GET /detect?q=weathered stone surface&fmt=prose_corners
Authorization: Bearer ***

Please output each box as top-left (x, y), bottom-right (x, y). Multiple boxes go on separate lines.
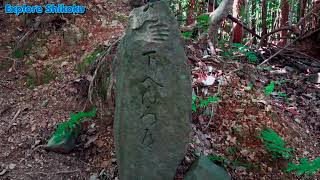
top-left (122, 0), bottom-right (144, 7)
top-left (114, 1), bottom-right (191, 180)
top-left (184, 156), bottom-right (231, 180)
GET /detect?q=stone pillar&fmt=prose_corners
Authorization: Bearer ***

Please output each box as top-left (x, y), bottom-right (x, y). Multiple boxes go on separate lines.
top-left (114, 1), bottom-right (191, 180)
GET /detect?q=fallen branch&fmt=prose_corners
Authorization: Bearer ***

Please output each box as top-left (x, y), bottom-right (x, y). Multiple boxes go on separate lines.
top-left (227, 15), bottom-right (261, 39)
top-left (88, 35), bottom-right (123, 104)
top-left (6, 108), bottom-right (22, 131)
top-left (259, 36), bottom-right (301, 65)
top-left (259, 26), bottom-right (297, 47)
top-left (11, 109), bottom-right (21, 122)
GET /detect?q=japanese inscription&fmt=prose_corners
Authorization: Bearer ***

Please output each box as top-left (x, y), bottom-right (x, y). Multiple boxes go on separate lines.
top-left (114, 1), bottom-right (191, 180)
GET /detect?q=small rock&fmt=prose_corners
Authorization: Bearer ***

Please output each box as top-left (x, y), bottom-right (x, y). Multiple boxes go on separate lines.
top-left (84, 135), bottom-right (98, 149)
top-left (41, 99), bottom-right (49, 107)
top-left (201, 76), bottom-right (216, 86)
top-left (87, 123), bottom-right (96, 134)
top-left (184, 156), bottom-right (231, 180)
top-left (8, 163), bottom-right (16, 170)
top-left (89, 173), bottom-right (99, 180)
top-left (61, 61), bottom-right (69, 67)
top-left (0, 169), bottom-right (7, 176)
top-left (294, 118), bottom-right (301, 123)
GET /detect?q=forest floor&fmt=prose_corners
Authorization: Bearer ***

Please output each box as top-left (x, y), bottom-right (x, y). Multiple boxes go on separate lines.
top-left (0, 1), bottom-right (320, 180)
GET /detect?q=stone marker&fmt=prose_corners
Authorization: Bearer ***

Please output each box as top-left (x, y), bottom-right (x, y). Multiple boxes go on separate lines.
top-left (114, 1), bottom-right (191, 180)
top-left (184, 156), bottom-right (231, 180)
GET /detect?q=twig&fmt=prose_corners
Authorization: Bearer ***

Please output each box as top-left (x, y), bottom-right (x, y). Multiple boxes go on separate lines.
top-left (259, 37), bottom-right (301, 65)
top-left (204, 103), bottom-right (215, 130)
top-left (26, 169), bottom-right (80, 177)
top-left (12, 15), bottom-right (45, 53)
top-left (299, 27), bottom-right (320, 40)
top-left (88, 35), bottom-right (123, 104)
top-left (0, 56), bottom-right (16, 61)
top-left (259, 26), bottom-right (296, 47)
top-left (55, 169), bottom-right (80, 175)
top-left (207, 39), bottom-right (216, 56)
top-left (7, 108), bottom-right (21, 131)
top-left (227, 15), bottom-right (261, 39)
top-left (26, 172), bottom-right (48, 177)
top-left (12, 109), bottom-right (21, 122)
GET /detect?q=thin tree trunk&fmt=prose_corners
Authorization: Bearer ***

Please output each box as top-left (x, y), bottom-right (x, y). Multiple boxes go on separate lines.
top-left (300, 0), bottom-right (308, 19)
top-left (198, 0), bottom-right (205, 15)
top-left (187, 0), bottom-right (196, 25)
top-left (279, 0), bottom-right (290, 46)
top-left (261, 0), bottom-right (268, 46)
top-left (177, 0), bottom-right (183, 24)
top-left (232, 0), bottom-right (244, 43)
top-left (312, 0), bottom-right (320, 28)
top-left (251, 0), bottom-right (256, 42)
top-left (208, 0), bottom-right (215, 12)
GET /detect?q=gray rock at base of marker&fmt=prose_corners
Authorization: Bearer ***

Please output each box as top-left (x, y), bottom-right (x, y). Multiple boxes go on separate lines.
top-left (114, 1), bottom-right (191, 180)
top-left (45, 132), bottom-right (77, 154)
top-left (184, 156), bottom-right (231, 180)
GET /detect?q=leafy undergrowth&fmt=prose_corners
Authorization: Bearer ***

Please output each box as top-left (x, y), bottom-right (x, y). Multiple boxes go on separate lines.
top-left (259, 128), bottom-right (293, 159)
top-left (187, 39), bottom-right (320, 179)
top-left (286, 158), bottom-right (320, 176)
top-left (49, 108), bottom-right (97, 145)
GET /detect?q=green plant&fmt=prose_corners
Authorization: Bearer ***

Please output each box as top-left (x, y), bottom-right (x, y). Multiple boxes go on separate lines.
top-left (77, 47), bottom-right (104, 73)
top-left (208, 155), bottom-right (228, 165)
top-left (232, 43), bottom-right (258, 63)
top-left (264, 80), bottom-right (288, 96)
top-left (182, 31), bottom-right (192, 39)
top-left (199, 96), bottom-right (220, 108)
top-left (43, 66), bottom-right (57, 84)
top-left (26, 66), bottom-right (57, 88)
top-left (208, 155), bottom-right (254, 169)
top-left (286, 158), bottom-right (320, 176)
top-left (50, 108), bottom-right (97, 143)
top-left (244, 82), bottom-right (254, 91)
top-left (192, 95), bottom-right (198, 112)
top-left (259, 128), bottom-right (293, 159)
top-left (12, 48), bottom-right (32, 59)
top-left (192, 95), bottom-right (220, 112)
top-left (196, 14), bottom-right (210, 32)
top-left (264, 81), bottom-right (276, 96)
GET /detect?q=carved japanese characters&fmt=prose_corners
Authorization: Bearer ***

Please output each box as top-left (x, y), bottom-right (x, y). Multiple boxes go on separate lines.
top-left (114, 1), bottom-right (191, 180)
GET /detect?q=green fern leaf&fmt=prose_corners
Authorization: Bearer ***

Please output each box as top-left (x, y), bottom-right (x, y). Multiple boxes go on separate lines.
top-left (286, 158), bottom-right (320, 176)
top-left (259, 128), bottom-right (293, 159)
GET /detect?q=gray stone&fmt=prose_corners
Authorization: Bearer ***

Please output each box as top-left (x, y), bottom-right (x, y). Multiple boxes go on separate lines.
top-left (114, 1), bottom-right (191, 180)
top-left (122, 0), bottom-right (144, 7)
top-left (184, 156), bottom-right (231, 180)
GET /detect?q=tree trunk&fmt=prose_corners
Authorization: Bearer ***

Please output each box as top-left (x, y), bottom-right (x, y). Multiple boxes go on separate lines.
top-left (261, 0), bottom-right (268, 46)
top-left (279, 0), bottom-right (290, 46)
top-left (251, 0), bottom-right (257, 43)
top-left (208, 0), bottom-right (216, 12)
top-left (300, 0), bottom-right (307, 20)
top-left (177, 0), bottom-right (183, 24)
top-left (187, 0), bottom-right (196, 25)
top-left (312, 0), bottom-right (320, 28)
top-left (198, 0), bottom-right (205, 15)
top-left (232, 0), bottom-right (245, 43)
